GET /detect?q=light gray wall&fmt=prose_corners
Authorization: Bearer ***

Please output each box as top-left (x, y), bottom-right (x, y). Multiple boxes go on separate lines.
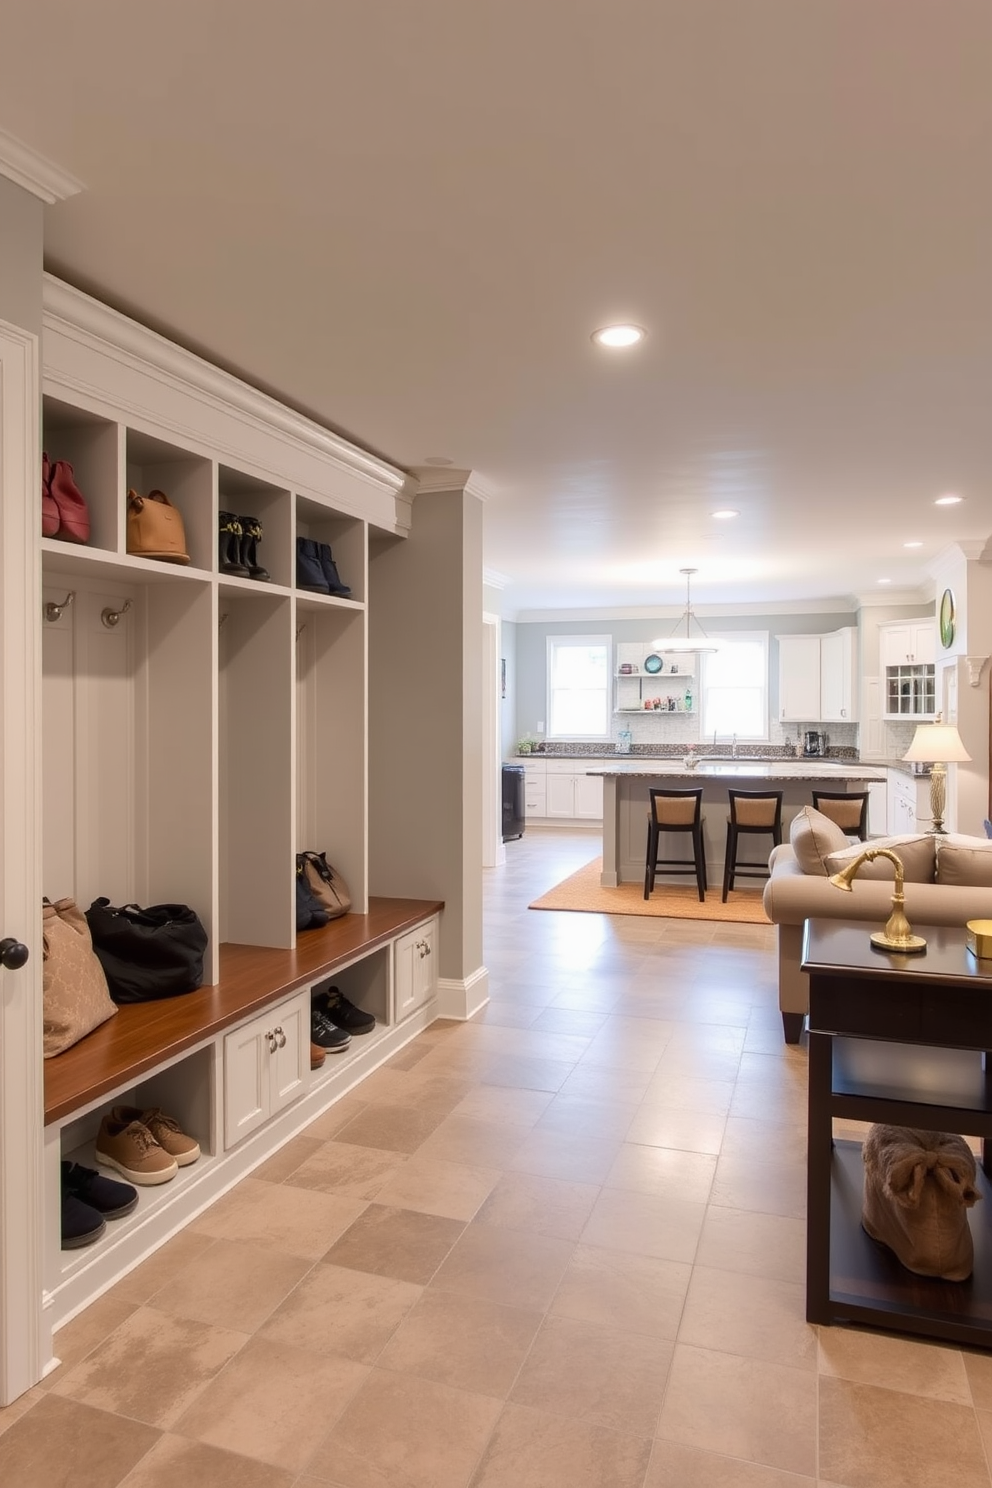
top-left (368, 486), bottom-right (484, 985)
top-left (513, 611), bottom-right (865, 744)
top-left (0, 176), bottom-right (44, 333)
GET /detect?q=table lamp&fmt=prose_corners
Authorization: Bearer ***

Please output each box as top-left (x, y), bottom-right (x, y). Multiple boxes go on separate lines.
top-left (902, 716), bottom-right (971, 835)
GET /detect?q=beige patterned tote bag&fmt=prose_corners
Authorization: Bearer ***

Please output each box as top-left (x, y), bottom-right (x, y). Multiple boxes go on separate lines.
top-left (42, 898), bottom-right (118, 1058)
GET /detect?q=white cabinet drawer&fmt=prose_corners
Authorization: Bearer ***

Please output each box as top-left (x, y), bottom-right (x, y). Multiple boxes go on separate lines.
top-left (394, 918), bottom-right (438, 1021)
top-left (223, 990), bottom-right (309, 1149)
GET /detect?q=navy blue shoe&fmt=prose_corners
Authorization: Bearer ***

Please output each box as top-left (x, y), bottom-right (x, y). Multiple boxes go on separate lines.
top-left (62, 1160), bottom-right (138, 1219)
top-left (296, 537), bottom-right (330, 593)
top-left (61, 1193), bottom-right (106, 1249)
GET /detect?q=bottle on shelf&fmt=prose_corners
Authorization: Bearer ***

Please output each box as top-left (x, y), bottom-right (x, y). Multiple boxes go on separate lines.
top-left (684, 686), bottom-right (692, 711)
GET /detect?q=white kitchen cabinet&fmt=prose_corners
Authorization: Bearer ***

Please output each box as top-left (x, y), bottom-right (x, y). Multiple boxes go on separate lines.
top-left (779, 629), bottom-right (858, 723)
top-left (544, 760), bottom-right (604, 821)
top-left (879, 621), bottom-right (937, 720)
top-left (394, 917), bottom-right (438, 1021)
top-left (521, 757), bottom-right (547, 816)
top-left (819, 628), bottom-right (858, 722)
top-left (879, 621), bottom-right (936, 668)
top-left (574, 772), bottom-right (605, 819)
top-left (779, 636), bottom-right (824, 722)
top-left (223, 991), bottom-right (310, 1148)
top-left (886, 769), bottom-right (933, 835)
top-left (867, 780), bottom-right (888, 835)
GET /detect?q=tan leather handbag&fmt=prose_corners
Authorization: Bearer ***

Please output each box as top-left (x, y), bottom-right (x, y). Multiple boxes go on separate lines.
top-left (43, 898), bottom-right (118, 1058)
top-left (126, 488), bottom-right (190, 564)
top-left (298, 851), bottom-right (352, 919)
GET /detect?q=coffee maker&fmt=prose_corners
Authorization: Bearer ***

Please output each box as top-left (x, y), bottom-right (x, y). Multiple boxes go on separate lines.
top-left (803, 730), bottom-right (826, 757)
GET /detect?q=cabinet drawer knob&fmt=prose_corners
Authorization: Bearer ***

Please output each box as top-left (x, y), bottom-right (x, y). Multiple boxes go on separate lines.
top-left (274, 1025), bottom-right (287, 1048)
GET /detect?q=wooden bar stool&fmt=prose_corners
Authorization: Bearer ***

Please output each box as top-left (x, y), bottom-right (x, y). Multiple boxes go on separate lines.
top-left (722, 789), bottom-right (783, 901)
top-left (811, 790), bottom-right (869, 841)
top-left (644, 788), bottom-right (707, 903)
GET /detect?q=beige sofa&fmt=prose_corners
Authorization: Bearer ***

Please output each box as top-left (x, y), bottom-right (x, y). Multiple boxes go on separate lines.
top-left (762, 810), bottom-right (992, 1042)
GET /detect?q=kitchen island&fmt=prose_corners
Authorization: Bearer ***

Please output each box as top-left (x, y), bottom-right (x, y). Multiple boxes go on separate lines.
top-left (587, 759), bottom-right (888, 888)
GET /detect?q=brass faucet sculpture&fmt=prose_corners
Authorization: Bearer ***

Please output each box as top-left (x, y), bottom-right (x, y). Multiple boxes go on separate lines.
top-left (828, 847), bottom-right (927, 953)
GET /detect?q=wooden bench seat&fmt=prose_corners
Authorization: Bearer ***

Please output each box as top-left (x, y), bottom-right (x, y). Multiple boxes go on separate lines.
top-left (45, 897), bottom-right (443, 1124)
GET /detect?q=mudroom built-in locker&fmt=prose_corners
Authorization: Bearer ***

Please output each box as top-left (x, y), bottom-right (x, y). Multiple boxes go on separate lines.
top-left (33, 280), bottom-right (449, 1360)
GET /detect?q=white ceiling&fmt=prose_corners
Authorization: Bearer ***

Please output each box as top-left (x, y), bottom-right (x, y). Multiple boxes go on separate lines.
top-left (2, 1), bottom-right (990, 618)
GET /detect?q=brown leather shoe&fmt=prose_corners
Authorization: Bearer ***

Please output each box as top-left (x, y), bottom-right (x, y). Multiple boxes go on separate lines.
top-left (310, 1041), bottom-right (326, 1070)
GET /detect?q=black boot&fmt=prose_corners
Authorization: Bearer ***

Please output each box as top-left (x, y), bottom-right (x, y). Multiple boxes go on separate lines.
top-left (219, 512), bottom-right (249, 576)
top-left (240, 515), bottom-right (270, 581)
top-left (318, 543), bottom-right (352, 597)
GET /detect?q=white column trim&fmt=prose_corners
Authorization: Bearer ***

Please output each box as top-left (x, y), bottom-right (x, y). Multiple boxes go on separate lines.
top-left (0, 319), bottom-right (46, 1403)
top-left (437, 967), bottom-right (489, 1021)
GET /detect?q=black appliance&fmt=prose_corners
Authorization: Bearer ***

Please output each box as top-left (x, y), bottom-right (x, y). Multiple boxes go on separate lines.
top-left (501, 764), bottom-right (526, 842)
top-left (803, 730), bottom-right (826, 757)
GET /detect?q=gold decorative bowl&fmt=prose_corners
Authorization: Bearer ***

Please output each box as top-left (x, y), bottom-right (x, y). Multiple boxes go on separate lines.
top-left (966, 920), bottom-right (992, 959)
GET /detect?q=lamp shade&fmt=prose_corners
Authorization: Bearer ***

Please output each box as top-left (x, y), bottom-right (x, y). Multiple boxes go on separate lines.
top-left (903, 721), bottom-right (971, 764)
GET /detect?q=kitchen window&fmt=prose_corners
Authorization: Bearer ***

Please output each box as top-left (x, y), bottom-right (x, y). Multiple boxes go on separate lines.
top-left (546, 636), bottom-right (611, 740)
top-left (700, 633), bottom-right (769, 741)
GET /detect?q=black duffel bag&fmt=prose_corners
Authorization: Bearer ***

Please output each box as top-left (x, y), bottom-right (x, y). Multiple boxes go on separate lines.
top-left (85, 898), bottom-right (207, 1004)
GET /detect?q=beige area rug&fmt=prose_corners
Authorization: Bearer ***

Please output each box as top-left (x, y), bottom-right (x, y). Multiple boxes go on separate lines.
top-left (528, 857), bottom-right (771, 924)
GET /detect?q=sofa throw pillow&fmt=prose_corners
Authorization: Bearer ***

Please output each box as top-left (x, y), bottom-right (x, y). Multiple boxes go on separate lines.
top-left (935, 835), bottom-right (992, 888)
top-left (824, 834), bottom-right (936, 884)
top-left (789, 806), bottom-right (850, 875)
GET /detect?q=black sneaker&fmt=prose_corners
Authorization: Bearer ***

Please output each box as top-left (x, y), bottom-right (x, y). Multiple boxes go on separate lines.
top-left (61, 1160), bottom-right (139, 1219)
top-left (311, 1006), bottom-right (352, 1052)
top-left (317, 986), bottom-right (376, 1035)
top-left (61, 1193), bottom-right (106, 1249)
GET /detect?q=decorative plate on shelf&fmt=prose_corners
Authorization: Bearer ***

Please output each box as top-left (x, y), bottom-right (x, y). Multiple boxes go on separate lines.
top-left (939, 588), bottom-right (956, 648)
top-left (643, 653), bottom-right (663, 674)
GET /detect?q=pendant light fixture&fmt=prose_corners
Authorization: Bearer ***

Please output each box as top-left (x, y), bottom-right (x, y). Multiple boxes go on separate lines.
top-left (652, 568), bottom-right (718, 654)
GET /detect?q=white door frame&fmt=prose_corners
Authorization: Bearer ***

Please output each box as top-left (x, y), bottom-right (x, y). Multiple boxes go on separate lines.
top-left (0, 319), bottom-right (46, 1403)
top-left (481, 613), bottom-right (504, 868)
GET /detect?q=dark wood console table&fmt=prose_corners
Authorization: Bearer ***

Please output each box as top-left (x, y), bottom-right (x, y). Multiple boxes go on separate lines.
top-left (802, 918), bottom-right (992, 1347)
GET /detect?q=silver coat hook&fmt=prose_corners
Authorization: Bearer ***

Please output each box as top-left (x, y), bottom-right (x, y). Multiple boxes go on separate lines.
top-left (101, 599), bottom-right (132, 629)
top-left (44, 592), bottom-right (74, 623)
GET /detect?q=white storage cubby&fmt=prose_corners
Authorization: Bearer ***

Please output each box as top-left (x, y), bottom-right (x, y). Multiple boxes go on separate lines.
top-left (295, 602), bottom-right (368, 911)
top-left (125, 427), bottom-right (214, 574)
top-left (218, 465), bottom-right (293, 589)
top-left (43, 397), bottom-right (122, 554)
top-left (296, 494), bottom-right (367, 605)
top-left (35, 282), bottom-right (443, 1360)
top-left (47, 1042), bottom-right (218, 1312)
top-left (219, 591), bottom-right (295, 949)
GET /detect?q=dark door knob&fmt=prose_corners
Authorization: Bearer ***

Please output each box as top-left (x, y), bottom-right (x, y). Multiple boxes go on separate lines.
top-left (0, 938), bottom-right (29, 970)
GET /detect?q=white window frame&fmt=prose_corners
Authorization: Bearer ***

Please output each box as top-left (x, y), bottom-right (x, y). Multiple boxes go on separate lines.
top-left (699, 632), bottom-right (770, 742)
top-left (546, 634), bottom-right (612, 742)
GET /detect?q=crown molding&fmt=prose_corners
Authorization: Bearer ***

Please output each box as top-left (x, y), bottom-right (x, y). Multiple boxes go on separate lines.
top-left (42, 275), bottom-right (406, 497)
top-left (854, 585), bottom-right (933, 609)
top-left (411, 467), bottom-right (493, 503)
top-left (0, 128), bottom-right (84, 203)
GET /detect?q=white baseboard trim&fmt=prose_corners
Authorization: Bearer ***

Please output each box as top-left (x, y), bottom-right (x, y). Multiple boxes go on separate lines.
top-left (437, 966), bottom-right (490, 1020)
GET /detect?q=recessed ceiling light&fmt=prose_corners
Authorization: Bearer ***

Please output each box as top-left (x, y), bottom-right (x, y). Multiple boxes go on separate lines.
top-left (423, 456), bottom-right (454, 467)
top-left (903, 541), bottom-right (923, 549)
top-left (710, 509), bottom-right (739, 520)
top-left (935, 493), bottom-right (963, 505)
top-left (878, 578), bottom-right (892, 585)
top-left (591, 324), bottom-right (646, 349)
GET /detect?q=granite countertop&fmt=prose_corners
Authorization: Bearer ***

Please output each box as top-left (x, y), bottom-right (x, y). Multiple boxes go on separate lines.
top-left (585, 760), bottom-right (888, 782)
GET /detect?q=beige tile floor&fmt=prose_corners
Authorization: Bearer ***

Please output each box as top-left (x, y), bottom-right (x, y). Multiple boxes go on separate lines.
top-left (3, 827), bottom-right (992, 1487)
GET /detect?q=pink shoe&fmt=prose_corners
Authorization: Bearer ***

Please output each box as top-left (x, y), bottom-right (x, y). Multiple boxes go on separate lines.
top-left (42, 453), bottom-right (60, 537)
top-left (49, 459), bottom-right (90, 543)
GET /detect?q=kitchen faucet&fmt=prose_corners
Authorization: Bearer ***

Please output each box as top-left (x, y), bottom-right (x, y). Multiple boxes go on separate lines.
top-left (732, 733), bottom-right (738, 759)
